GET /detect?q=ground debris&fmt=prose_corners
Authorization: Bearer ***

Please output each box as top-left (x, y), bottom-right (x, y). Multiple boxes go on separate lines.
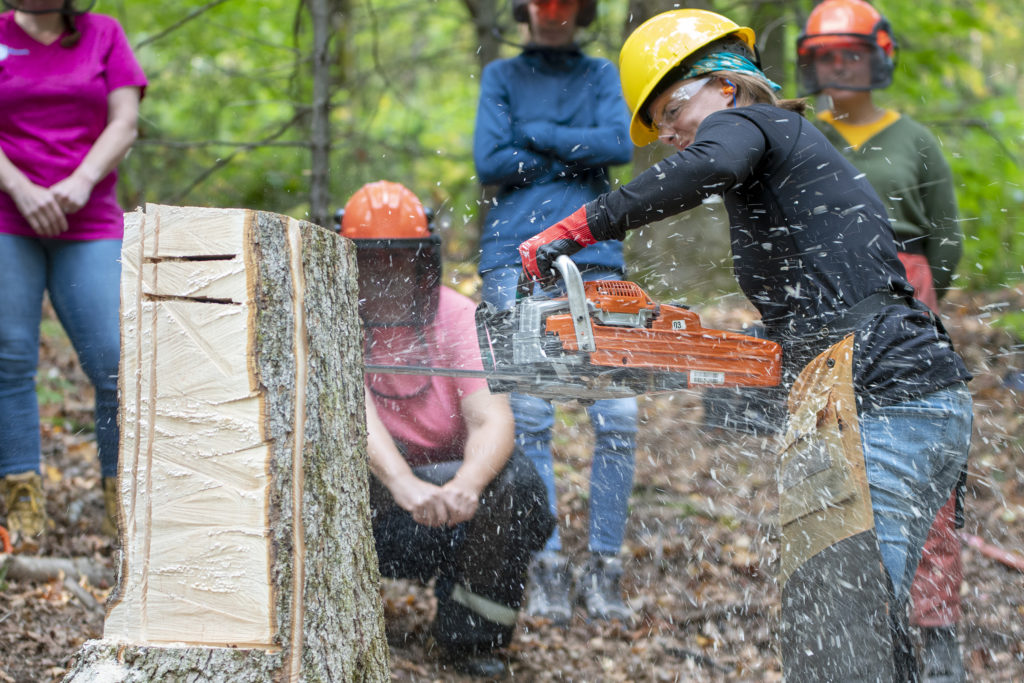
top-left (1, 291), bottom-right (1022, 682)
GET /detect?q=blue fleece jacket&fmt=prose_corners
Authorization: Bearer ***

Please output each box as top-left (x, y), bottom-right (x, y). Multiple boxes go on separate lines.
top-left (473, 45), bottom-right (633, 274)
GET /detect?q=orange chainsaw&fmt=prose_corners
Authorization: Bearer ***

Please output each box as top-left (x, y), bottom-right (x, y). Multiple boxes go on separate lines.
top-left (474, 256), bottom-right (781, 400)
top-left (367, 256), bottom-right (781, 401)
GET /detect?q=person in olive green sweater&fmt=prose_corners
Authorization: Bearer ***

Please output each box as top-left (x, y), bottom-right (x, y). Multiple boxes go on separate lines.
top-left (811, 113), bottom-right (961, 308)
top-left (798, 2), bottom-right (966, 682)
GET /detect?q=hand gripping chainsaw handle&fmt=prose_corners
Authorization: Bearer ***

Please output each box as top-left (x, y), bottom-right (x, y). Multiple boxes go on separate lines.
top-left (517, 256), bottom-right (595, 352)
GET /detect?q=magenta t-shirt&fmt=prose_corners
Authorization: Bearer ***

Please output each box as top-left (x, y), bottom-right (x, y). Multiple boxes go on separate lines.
top-left (0, 12), bottom-right (147, 239)
top-left (365, 287), bottom-right (490, 467)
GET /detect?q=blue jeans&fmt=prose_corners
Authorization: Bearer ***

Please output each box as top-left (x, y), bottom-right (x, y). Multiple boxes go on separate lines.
top-left (0, 234), bottom-right (122, 478)
top-left (860, 383), bottom-right (973, 603)
top-left (481, 265), bottom-right (637, 555)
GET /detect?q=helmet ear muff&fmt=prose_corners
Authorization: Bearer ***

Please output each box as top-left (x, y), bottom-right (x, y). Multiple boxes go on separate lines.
top-left (874, 21), bottom-right (897, 58)
top-left (576, 0), bottom-right (596, 27)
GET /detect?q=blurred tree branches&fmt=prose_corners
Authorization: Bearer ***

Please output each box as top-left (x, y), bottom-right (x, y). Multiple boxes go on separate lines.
top-left (108, 0), bottom-right (1021, 290)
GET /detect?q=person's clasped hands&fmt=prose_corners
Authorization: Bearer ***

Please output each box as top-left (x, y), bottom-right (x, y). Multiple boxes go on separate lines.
top-left (9, 179), bottom-right (68, 238)
top-left (9, 171), bottom-right (96, 238)
top-left (389, 471), bottom-right (481, 528)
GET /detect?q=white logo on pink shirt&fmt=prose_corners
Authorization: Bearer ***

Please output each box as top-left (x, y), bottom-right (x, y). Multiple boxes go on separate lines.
top-left (0, 44), bottom-right (30, 61)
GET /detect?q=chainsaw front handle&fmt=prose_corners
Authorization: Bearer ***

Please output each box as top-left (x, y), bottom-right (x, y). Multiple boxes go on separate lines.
top-left (517, 257), bottom-right (596, 353)
top-left (555, 256), bottom-right (596, 353)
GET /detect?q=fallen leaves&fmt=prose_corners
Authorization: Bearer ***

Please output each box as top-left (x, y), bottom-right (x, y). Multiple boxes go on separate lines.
top-left (2, 290), bottom-right (1023, 681)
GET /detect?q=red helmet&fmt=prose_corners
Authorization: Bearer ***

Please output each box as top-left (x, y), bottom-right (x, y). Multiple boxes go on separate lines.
top-left (340, 181), bottom-right (441, 327)
top-left (513, 0), bottom-right (596, 28)
top-left (796, 0), bottom-right (897, 95)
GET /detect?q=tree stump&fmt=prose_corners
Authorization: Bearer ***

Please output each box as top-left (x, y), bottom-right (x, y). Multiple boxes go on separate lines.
top-left (63, 204), bottom-right (388, 682)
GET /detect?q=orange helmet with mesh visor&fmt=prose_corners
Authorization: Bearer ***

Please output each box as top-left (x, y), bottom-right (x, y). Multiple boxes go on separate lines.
top-left (340, 181), bottom-right (441, 327)
top-left (796, 0), bottom-right (897, 95)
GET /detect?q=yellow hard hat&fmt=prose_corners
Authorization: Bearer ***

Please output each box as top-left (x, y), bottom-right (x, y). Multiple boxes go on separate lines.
top-left (620, 9), bottom-right (756, 146)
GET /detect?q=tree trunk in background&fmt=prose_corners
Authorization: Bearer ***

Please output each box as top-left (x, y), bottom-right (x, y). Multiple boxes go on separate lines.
top-left (465, 0), bottom-right (501, 254)
top-left (309, 0), bottom-right (334, 228)
top-left (63, 205), bottom-right (388, 682)
top-left (749, 0), bottom-right (795, 90)
top-left (466, 0), bottom-right (501, 72)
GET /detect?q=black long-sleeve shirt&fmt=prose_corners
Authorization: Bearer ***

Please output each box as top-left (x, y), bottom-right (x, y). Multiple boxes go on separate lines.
top-left (584, 104), bottom-right (969, 404)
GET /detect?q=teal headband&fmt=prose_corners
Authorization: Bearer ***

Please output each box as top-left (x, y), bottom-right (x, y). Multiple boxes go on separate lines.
top-left (682, 52), bottom-right (782, 92)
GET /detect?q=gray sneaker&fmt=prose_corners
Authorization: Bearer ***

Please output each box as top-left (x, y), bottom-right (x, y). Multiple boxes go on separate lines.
top-left (578, 553), bottom-right (633, 623)
top-left (525, 552), bottom-right (572, 625)
top-left (920, 625), bottom-right (966, 683)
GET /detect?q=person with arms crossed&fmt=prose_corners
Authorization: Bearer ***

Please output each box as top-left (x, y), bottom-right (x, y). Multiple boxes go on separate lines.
top-left (473, 0), bottom-right (637, 624)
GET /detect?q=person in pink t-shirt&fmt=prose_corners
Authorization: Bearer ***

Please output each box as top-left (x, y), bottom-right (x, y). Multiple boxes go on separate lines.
top-left (0, 0), bottom-right (146, 548)
top-left (340, 181), bottom-right (554, 679)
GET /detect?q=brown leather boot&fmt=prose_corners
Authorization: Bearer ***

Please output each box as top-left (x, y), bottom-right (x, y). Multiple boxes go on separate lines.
top-left (101, 477), bottom-right (120, 538)
top-left (2, 471), bottom-right (46, 551)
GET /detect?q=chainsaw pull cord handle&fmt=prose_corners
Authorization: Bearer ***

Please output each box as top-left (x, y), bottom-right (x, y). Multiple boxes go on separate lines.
top-left (553, 255), bottom-right (597, 353)
top-left (515, 268), bottom-right (561, 302)
top-left (515, 268), bottom-right (535, 302)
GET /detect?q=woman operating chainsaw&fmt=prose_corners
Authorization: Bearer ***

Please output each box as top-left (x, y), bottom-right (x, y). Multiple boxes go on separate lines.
top-left (518, 9), bottom-right (972, 681)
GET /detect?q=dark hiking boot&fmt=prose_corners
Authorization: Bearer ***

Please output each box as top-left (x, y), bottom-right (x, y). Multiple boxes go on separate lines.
top-left (525, 552), bottom-right (572, 625)
top-left (920, 625), bottom-right (966, 683)
top-left (577, 553), bottom-right (633, 623)
top-left (440, 649), bottom-right (508, 679)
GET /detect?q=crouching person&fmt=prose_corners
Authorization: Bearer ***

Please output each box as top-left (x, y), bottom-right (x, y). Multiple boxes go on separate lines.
top-left (341, 181), bottom-right (555, 678)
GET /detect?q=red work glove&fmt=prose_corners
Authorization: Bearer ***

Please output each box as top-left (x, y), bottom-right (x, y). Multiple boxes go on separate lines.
top-left (518, 206), bottom-right (596, 280)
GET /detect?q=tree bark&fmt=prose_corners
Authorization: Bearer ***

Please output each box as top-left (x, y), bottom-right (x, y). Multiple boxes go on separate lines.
top-left (63, 204), bottom-right (388, 682)
top-left (465, 0), bottom-right (501, 71)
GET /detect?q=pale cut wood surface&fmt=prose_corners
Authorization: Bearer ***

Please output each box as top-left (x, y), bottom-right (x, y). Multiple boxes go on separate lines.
top-left (107, 204), bottom-right (271, 646)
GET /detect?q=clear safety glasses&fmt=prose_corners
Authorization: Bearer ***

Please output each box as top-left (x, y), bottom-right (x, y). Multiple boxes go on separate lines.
top-left (651, 77), bottom-right (712, 136)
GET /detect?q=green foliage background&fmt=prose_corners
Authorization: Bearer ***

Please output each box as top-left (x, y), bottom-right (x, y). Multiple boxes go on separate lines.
top-left (109, 0), bottom-right (1021, 290)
